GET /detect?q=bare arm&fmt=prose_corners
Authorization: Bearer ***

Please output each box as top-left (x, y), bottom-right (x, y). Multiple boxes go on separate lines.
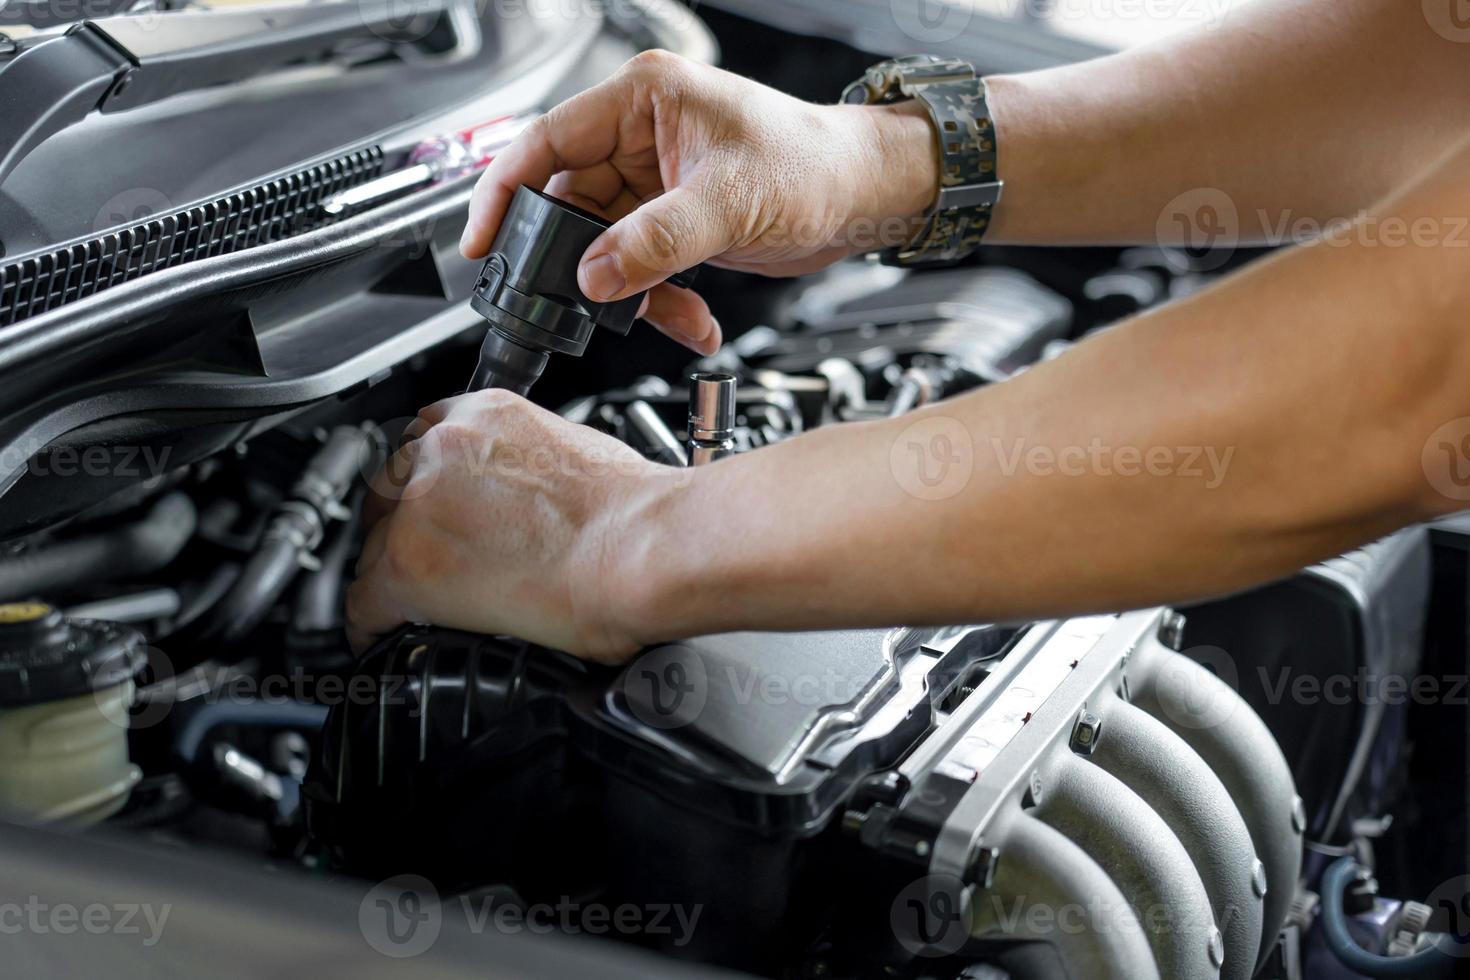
top-left (614, 137), bottom-right (1470, 640)
top-left (347, 135), bottom-right (1470, 658)
top-left (986, 0), bottom-right (1470, 244)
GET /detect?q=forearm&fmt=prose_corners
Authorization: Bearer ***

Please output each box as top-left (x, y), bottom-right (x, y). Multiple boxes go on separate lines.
top-left (618, 137), bottom-right (1470, 640)
top-left (983, 0), bottom-right (1470, 244)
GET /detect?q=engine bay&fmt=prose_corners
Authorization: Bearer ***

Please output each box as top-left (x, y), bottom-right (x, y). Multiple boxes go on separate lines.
top-left (2, 3), bottom-right (1469, 977)
top-left (2, 238), bottom-right (1466, 979)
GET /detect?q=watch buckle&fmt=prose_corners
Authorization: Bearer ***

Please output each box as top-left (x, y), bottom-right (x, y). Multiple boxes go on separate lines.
top-left (939, 180), bottom-right (1004, 211)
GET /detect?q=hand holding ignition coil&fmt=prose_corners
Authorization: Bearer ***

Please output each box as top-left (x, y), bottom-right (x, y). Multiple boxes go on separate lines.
top-left (467, 186), bottom-right (698, 395)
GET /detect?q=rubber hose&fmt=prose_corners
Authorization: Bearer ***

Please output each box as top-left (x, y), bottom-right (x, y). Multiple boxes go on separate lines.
top-left (1320, 857), bottom-right (1450, 977)
top-left (0, 491), bottom-right (197, 602)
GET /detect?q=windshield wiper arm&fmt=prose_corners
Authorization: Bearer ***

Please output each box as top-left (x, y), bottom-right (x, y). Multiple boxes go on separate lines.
top-left (0, 3), bottom-right (461, 190)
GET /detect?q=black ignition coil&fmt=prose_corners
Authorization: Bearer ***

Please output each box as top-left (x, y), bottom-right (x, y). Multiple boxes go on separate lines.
top-left (467, 186), bottom-right (698, 394)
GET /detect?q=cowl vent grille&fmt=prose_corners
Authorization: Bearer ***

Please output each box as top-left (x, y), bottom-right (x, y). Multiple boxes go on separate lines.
top-left (0, 146), bottom-right (385, 328)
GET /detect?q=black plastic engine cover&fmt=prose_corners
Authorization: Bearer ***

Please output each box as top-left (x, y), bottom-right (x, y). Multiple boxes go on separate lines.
top-left (304, 623), bottom-right (1012, 968)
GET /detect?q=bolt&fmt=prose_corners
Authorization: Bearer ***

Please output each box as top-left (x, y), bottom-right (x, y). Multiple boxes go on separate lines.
top-left (1023, 770), bottom-right (1044, 808)
top-left (1158, 610), bottom-right (1187, 651)
top-left (1208, 927), bottom-right (1225, 968)
top-left (1343, 867), bottom-right (1379, 916)
top-left (110, 71), bottom-right (135, 100)
top-left (914, 839), bottom-right (930, 858)
top-left (1291, 796), bottom-right (1307, 834)
top-left (1251, 859), bottom-right (1268, 899)
top-left (965, 845), bottom-right (999, 888)
top-left (1070, 708), bottom-right (1104, 755)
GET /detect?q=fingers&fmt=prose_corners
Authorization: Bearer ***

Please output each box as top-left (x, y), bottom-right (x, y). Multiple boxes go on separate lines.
top-left (363, 436), bottom-right (421, 531)
top-left (362, 396), bottom-right (459, 530)
top-left (537, 171), bottom-right (724, 353)
top-left (345, 519), bottom-right (409, 654)
top-left (545, 163), bottom-right (640, 218)
top-left (414, 396), bottom-right (459, 429)
top-left (642, 283), bottom-right (721, 354)
top-left (459, 70), bottom-right (639, 259)
top-left (577, 179), bottom-right (738, 303)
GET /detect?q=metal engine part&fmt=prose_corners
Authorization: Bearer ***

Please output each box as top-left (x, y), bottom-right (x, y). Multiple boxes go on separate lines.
top-left (855, 610), bottom-right (1304, 980)
top-left (766, 265), bottom-right (1072, 382)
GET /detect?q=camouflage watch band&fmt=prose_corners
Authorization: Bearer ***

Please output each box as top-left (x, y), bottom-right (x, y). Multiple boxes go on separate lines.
top-left (842, 55), bottom-right (1002, 266)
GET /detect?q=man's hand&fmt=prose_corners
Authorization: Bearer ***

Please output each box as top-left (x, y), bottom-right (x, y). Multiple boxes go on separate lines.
top-left (345, 390), bottom-right (675, 662)
top-left (460, 49), bottom-right (937, 356)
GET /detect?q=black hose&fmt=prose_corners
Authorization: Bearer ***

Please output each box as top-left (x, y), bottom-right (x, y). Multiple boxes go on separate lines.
top-left (162, 563), bottom-right (242, 637)
top-left (292, 490), bottom-right (362, 634)
top-left (0, 491), bottom-right (197, 602)
top-left (206, 426), bottom-right (376, 644)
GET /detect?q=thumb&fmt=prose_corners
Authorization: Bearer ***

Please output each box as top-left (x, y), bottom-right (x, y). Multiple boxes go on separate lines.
top-left (578, 181), bottom-right (735, 302)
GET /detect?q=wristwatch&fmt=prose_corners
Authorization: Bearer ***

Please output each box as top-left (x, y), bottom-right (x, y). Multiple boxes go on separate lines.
top-left (842, 55), bottom-right (1002, 266)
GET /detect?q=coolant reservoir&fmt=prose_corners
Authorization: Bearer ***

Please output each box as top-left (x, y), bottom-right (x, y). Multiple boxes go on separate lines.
top-left (0, 602), bottom-right (144, 826)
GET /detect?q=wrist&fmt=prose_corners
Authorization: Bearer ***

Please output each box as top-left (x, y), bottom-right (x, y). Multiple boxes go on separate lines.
top-left (818, 102), bottom-right (938, 254)
top-left (598, 463), bottom-right (710, 648)
top-left (865, 100), bottom-right (941, 221)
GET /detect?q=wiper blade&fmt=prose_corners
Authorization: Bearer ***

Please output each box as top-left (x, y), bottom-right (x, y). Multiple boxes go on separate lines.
top-left (0, 3), bottom-right (461, 190)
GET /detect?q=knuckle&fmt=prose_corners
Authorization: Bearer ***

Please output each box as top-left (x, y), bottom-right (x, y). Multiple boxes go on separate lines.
top-left (632, 205), bottom-right (699, 270)
top-left (626, 48), bottom-right (684, 78)
top-left (525, 113), bottom-right (554, 142)
top-left (467, 387), bottom-right (519, 414)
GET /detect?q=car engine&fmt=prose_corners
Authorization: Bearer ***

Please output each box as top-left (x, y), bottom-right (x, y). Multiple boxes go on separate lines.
top-left (0, 2), bottom-right (1467, 979)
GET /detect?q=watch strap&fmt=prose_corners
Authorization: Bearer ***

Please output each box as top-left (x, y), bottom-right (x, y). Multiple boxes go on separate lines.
top-left (890, 77), bottom-right (1001, 265)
